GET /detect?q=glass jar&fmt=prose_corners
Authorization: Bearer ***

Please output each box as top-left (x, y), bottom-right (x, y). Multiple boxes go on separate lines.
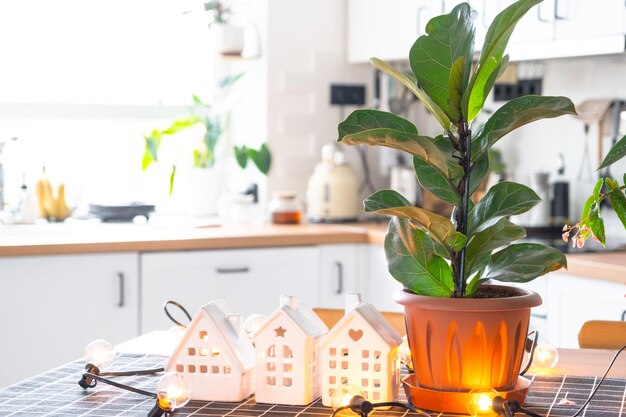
top-left (269, 192), bottom-right (302, 224)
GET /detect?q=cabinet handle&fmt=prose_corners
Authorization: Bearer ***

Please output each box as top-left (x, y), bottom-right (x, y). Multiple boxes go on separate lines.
top-left (537, 3), bottom-right (550, 22)
top-left (335, 261), bottom-right (344, 295)
top-left (554, 0), bottom-right (567, 20)
top-left (531, 312), bottom-right (547, 320)
top-left (117, 272), bottom-right (125, 308)
top-left (216, 267), bottom-right (250, 274)
top-left (621, 310), bottom-right (626, 321)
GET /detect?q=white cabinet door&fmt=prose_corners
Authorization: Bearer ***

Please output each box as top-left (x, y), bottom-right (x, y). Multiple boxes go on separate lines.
top-left (366, 244), bottom-right (404, 312)
top-left (141, 247), bottom-right (320, 332)
top-left (547, 273), bottom-right (626, 348)
top-left (554, 0), bottom-right (625, 40)
top-left (347, 0), bottom-right (442, 63)
top-left (318, 244), bottom-right (364, 308)
top-left (0, 253), bottom-right (139, 388)
top-left (508, 0), bottom-right (555, 44)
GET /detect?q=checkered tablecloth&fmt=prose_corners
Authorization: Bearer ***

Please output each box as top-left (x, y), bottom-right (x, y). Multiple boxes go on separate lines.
top-left (1, 353), bottom-right (624, 417)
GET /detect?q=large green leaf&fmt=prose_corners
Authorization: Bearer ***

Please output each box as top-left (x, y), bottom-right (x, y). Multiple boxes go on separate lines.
top-left (161, 115), bottom-right (201, 135)
top-left (469, 153), bottom-right (490, 196)
top-left (607, 179), bottom-right (626, 229)
top-left (339, 129), bottom-right (462, 180)
top-left (248, 143), bottom-right (272, 175)
top-left (599, 134), bottom-right (626, 169)
top-left (588, 202), bottom-right (606, 246)
top-left (234, 146), bottom-right (248, 169)
top-left (413, 154), bottom-right (459, 204)
top-left (468, 181), bottom-right (540, 234)
top-left (409, 3), bottom-right (475, 121)
top-left (339, 109), bottom-right (417, 137)
top-left (365, 190), bottom-right (467, 252)
top-left (471, 96), bottom-right (576, 161)
top-left (465, 56), bottom-right (505, 122)
top-left (482, 243), bottom-right (567, 283)
top-left (370, 58), bottom-right (451, 130)
top-left (385, 218), bottom-right (454, 297)
top-left (465, 218), bottom-right (526, 277)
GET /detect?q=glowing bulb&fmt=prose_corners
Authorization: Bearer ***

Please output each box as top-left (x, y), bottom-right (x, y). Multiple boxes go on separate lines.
top-left (467, 387), bottom-right (499, 417)
top-left (399, 335), bottom-right (413, 370)
top-left (156, 372), bottom-right (192, 411)
top-left (243, 314), bottom-right (267, 343)
top-left (533, 342), bottom-right (559, 369)
top-left (84, 340), bottom-right (115, 369)
top-left (331, 384), bottom-right (366, 412)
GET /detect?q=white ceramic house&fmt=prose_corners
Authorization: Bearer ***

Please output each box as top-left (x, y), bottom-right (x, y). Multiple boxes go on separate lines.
top-left (165, 300), bottom-right (255, 402)
top-left (254, 294), bottom-right (328, 405)
top-left (319, 294), bottom-right (403, 406)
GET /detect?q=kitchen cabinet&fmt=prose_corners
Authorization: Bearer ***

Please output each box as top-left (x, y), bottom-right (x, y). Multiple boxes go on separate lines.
top-left (140, 247), bottom-right (321, 332)
top-left (318, 244), bottom-right (365, 308)
top-left (0, 253), bottom-right (139, 388)
top-left (366, 244), bottom-right (404, 313)
top-left (547, 272), bottom-right (626, 348)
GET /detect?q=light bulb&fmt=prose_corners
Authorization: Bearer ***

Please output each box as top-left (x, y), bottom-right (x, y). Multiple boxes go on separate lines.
top-left (156, 372), bottom-right (192, 411)
top-left (331, 384), bottom-right (366, 412)
top-left (533, 342), bottom-right (559, 369)
top-left (467, 387), bottom-right (500, 417)
top-left (84, 339), bottom-right (115, 369)
top-left (243, 314), bottom-right (267, 342)
top-left (399, 335), bottom-right (413, 370)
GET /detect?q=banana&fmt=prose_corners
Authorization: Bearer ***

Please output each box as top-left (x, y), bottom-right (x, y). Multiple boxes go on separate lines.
top-left (35, 170), bottom-right (72, 221)
top-left (55, 183), bottom-right (72, 221)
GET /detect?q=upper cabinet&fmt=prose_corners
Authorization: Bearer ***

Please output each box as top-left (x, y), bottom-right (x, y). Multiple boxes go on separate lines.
top-left (347, 0), bottom-right (626, 64)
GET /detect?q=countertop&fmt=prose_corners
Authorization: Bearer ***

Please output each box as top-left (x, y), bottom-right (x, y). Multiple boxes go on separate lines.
top-left (0, 220), bottom-right (623, 283)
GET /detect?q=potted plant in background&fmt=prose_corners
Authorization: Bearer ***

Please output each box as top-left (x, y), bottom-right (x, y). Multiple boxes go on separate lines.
top-left (142, 75), bottom-right (243, 216)
top-left (205, 0), bottom-right (245, 57)
top-left (338, 0), bottom-right (576, 412)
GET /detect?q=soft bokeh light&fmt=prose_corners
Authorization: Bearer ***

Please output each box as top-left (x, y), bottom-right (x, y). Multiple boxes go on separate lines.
top-left (84, 339), bottom-right (115, 369)
top-left (467, 387), bottom-right (499, 417)
top-left (331, 384), bottom-right (366, 412)
top-left (533, 342), bottom-right (559, 369)
top-left (399, 335), bottom-right (413, 370)
top-left (156, 373), bottom-right (192, 411)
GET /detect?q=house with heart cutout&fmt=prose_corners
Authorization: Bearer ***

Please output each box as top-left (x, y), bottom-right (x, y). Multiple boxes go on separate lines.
top-left (319, 293), bottom-right (402, 406)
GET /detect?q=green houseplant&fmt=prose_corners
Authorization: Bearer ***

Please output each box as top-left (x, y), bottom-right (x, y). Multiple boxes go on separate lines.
top-left (337, 0), bottom-right (576, 409)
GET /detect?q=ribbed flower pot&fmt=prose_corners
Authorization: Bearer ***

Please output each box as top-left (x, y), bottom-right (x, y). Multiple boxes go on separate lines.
top-left (394, 285), bottom-right (541, 392)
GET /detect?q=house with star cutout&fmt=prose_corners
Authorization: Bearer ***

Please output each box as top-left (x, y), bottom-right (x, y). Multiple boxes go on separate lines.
top-left (319, 293), bottom-right (402, 407)
top-left (165, 300), bottom-right (255, 402)
top-left (253, 294), bottom-right (328, 405)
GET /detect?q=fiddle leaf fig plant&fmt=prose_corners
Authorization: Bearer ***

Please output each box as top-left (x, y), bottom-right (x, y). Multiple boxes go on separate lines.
top-left (338, 0), bottom-right (577, 298)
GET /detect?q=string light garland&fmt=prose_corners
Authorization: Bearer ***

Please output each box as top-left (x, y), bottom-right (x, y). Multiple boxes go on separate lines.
top-left (330, 384), bottom-right (427, 417)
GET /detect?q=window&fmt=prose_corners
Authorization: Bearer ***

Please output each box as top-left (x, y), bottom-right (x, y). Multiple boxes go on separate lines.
top-left (362, 350), bottom-right (369, 359)
top-left (188, 365), bottom-right (196, 373)
top-left (267, 376), bottom-right (276, 386)
top-left (211, 348), bottom-right (220, 357)
top-left (224, 366), bottom-right (231, 374)
top-left (374, 351), bottom-right (381, 359)
top-left (283, 377), bottom-right (292, 387)
top-left (362, 363), bottom-right (369, 371)
top-left (329, 360), bottom-right (336, 369)
top-left (329, 376), bottom-right (336, 385)
top-left (211, 366), bottom-right (220, 374)
top-left (267, 345), bottom-right (276, 358)
top-left (267, 362), bottom-right (276, 371)
top-left (187, 347), bottom-right (196, 356)
top-left (361, 378), bottom-right (368, 387)
top-left (330, 347), bottom-right (337, 356)
top-left (176, 364), bottom-right (184, 372)
top-left (199, 331), bottom-right (208, 341)
top-left (283, 363), bottom-right (293, 372)
top-left (374, 363), bottom-right (381, 372)
top-left (283, 345), bottom-right (293, 359)
top-left (199, 348), bottom-right (209, 356)
top-left (200, 365), bottom-right (208, 373)
top-left (341, 361), bottom-right (349, 370)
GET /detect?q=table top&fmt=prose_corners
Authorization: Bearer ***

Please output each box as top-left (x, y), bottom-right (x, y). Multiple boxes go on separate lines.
top-left (1, 352), bottom-right (625, 417)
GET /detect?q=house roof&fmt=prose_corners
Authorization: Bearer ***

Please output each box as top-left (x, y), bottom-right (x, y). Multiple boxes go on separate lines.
top-left (320, 299), bottom-right (402, 350)
top-left (167, 300), bottom-right (255, 372)
top-left (255, 295), bottom-right (328, 340)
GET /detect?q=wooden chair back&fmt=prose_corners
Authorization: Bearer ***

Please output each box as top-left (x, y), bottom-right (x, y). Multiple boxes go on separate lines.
top-left (313, 307), bottom-right (406, 336)
top-left (578, 320), bottom-right (626, 349)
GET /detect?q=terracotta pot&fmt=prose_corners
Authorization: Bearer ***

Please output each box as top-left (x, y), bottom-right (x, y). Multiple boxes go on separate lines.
top-left (394, 285), bottom-right (541, 392)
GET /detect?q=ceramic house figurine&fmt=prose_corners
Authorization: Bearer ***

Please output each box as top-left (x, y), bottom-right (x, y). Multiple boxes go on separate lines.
top-left (165, 300), bottom-right (255, 402)
top-left (319, 293), bottom-right (403, 406)
top-left (254, 294), bottom-right (328, 405)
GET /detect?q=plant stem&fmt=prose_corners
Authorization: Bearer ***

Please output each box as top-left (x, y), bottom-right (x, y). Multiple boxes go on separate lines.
top-left (452, 122), bottom-right (471, 298)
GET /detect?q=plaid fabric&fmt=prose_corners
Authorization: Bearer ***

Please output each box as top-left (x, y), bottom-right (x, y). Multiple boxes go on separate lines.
top-left (0, 353), bottom-right (624, 417)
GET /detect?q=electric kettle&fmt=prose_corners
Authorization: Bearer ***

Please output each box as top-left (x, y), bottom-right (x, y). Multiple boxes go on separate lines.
top-left (306, 144), bottom-right (359, 223)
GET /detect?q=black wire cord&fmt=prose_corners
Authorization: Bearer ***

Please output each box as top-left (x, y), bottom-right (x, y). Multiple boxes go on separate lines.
top-left (83, 372), bottom-right (156, 398)
top-left (163, 300), bottom-right (192, 328)
top-left (100, 367), bottom-right (164, 377)
top-left (331, 400), bottom-right (430, 417)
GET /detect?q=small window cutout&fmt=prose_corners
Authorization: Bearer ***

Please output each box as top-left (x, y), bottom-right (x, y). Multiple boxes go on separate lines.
top-left (267, 345), bottom-right (276, 358)
top-left (199, 331), bottom-right (208, 341)
top-left (283, 377), bottom-right (292, 387)
top-left (283, 363), bottom-right (293, 372)
top-left (374, 363), bottom-right (381, 372)
top-left (188, 365), bottom-right (196, 373)
top-left (267, 376), bottom-right (276, 386)
top-left (362, 363), bottom-right (369, 371)
top-left (283, 345), bottom-right (293, 359)
top-left (341, 348), bottom-right (349, 357)
top-left (374, 351), bottom-right (381, 359)
top-left (373, 392), bottom-right (381, 401)
top-left (341, 377), bottom-right (348, 385)
top-left (187, 347), bottom-right (196, 356)
top-left (361, 378), bottom-right (369, 387)
top-left (267, 362), bottom-right (276, 371)
top-left (329, 347), bottom-right (337, 356)
top-left (211, 366), bottom-right (220, 374)
top-left (224, 366), bottom-right (231, 374)
top-left (200, 365), bottom-right (208, 373)
top-left (211, 348), bottom-right (220, 357)
top-left (329, 389), bottom-right (334, 397)
top-left (341, 361), bottom-right (349, 369)
top-left (362, 350), bottom-right (369, 359)
top-left (176, 364), bottom-right (184, 372)
top-left (329, 376), bottom-right (336, 385)
top-left (199, 347), bottom-right (209, 356)
top-left (373, 379), bottom-right (381, 388)
top-left (329, 360), bottom-right (336, 369)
